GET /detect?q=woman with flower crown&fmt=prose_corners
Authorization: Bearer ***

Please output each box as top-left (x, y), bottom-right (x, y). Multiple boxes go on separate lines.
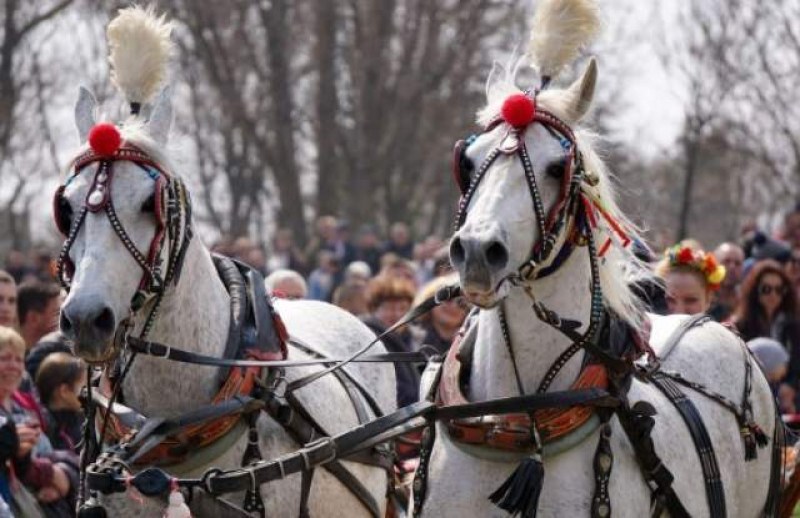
top-left (655, 243), bottom-right (727, 315)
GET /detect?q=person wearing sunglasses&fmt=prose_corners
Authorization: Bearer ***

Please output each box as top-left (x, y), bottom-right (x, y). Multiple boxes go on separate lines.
top-left (656, 244), bottom-right (726, 316)
top-left (413, 275), bottom-right (470, 356)
top-left (732, 259), bottom-right (800, 411)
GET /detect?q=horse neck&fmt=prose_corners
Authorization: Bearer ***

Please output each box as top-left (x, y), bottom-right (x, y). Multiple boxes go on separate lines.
top-left (123, 239), bottom-right (231, 417)
top-left (469, 251), bottom-right (591, 400)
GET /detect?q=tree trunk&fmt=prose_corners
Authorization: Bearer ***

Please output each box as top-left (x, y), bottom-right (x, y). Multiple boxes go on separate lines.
top-left (314, 0), bottom-right (341, 219)
top-left (262, 0), bottom-right (307, 245)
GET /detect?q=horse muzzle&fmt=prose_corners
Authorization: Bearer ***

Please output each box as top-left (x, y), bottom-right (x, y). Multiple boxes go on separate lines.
top-left (60, 297), bottom-right (118, 363)
top-left (450, 226), bottom-right (512, 307)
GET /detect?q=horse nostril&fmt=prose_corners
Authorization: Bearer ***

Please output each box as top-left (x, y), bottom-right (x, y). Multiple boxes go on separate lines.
top-left (450, 238), bottom-right (466, 266)
top-left (93, 307), bottom-right (115, 335)
top-left (60, 312), bottom-right (73, 336)
top-left (485, 241), bottom-right (509, 270)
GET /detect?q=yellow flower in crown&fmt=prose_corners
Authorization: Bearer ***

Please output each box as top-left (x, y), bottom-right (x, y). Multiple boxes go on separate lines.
top-left (708, 266), bottom-right (726, 287)
top-left (666, 244), bottom-right (726, 290)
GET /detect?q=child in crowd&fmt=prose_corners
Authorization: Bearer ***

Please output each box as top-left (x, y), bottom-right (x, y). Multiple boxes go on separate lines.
top-left (747, 337), bottom-right (793, 414)
top-left (35, 353), bottom-right (85, 452)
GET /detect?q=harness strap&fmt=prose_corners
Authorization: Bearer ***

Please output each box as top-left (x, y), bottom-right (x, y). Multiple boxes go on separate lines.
top-left (125, 336), bottom-right (429, 368)
top-left (650, 374), bottom-right (726, 518)
top-left (266, 391), bottom-right (386, 517)
top-left (298, 467), bottom-right (315, 518)
top-left (614, 399), bottom-right (691, 518)
top-left (241, 413), bottom-right (266, 517)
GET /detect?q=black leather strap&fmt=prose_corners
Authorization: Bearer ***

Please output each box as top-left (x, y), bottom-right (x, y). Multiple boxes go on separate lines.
top-left (86, 384), bottom-right (621, 499)
top-left (125, 336), bottom-right (429, 368)
top-left (650, 374), bottom-right (726, 517)
top-left (614, 399), bottom-right (691, 518)
top-left (285, 284), bottom-right (461, 393)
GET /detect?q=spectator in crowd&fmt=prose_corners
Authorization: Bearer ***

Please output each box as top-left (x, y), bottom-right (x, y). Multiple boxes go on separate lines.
top-left (0, 326), bottom-right (76, 516)
top-left (747, 337), bottom-right (793, 414)
top-left (25, 332), bottom-right (71, 387)
top-left (745, 232), bottom-right (791, 277)
top-left (16, 282), bottom-right (61, 351)
top-left (34, 353), bottom-right (85, 452)
top-left (331, 220), bottom-right (357, 270)
top-left (430, 246), bottom-right (454, 278)
top-left (343, 261), bottom-right (372, 285)
top-left (355, 225), bottom-right (383, 275)
top-left (3, 251), bottom-right (31, 284)
top-left (361, 276), bottom-right (420, 408)
top-left (413, 276), bottom-right (469, 356)
top-left (414, 236), bottom-right (445, 283)
top-left (379, 254), bottom-right (419, 289)
top-left (333, 281), bottom-right (368, 316)
top-left (265, 270), bottom-right (308, 300)
top-left (266, 228), bottom-right (307, 275)
top-left (0, 273), bottom-right (16, 329)
top-left (384, 222), bottom-right (414, 259)
top-left (709, 242), bottom-right (745, 322)
top-left (304, 215), bottom-right (338, 268)
top-left (31, 250), bottom-right (56, 284)
top-left (307, 250), bottom-right (339, 302)
top-left (243, 245), bottom-right (268, 276)
top-left (732, 260), bottom-right (800, 403)
top-left (782, 205), bottom-right (800, 251)
top-left (656, 244), bottom-right (726, 315)
top-left (784, 247), bottom-right (800, 298)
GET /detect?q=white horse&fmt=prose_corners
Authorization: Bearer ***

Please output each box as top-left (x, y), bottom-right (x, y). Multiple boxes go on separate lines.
top-left (56, 7), bottom-right (394, 517)
top-left (415, 1), bottom-right (778, 516)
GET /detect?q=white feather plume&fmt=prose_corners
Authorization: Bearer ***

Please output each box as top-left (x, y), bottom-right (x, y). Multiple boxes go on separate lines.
top-left (527, 0), bottom-right (600, 79)
top-left (107, 6), bottom-right (173, 105)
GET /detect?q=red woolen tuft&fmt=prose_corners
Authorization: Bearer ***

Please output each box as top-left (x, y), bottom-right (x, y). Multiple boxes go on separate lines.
top-left (88, 123), bottom-right (122, 156)
top-left (501, 94), bottom-right (536, 128)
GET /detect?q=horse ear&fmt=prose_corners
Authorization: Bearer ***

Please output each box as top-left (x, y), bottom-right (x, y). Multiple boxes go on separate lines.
top-left (562, 57), bottom-right (598, 123)
top-left (75, 86), bottom-right (97, 143)
top-left (147, 85), bottom-right (173, 144)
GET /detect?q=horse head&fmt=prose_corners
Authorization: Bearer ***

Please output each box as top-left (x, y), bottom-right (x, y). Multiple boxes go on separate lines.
top-left (56, 7), bottom-right (189, 363)
top-left (449, 59), bottom-right (598, 309)
top-left (449, 0), bottom-right (646, 326)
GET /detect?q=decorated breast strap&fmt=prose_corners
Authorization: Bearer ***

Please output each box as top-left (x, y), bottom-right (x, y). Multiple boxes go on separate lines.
top-left (437, 335), bottom-right (607, 452)
top-left (99, 354), bottom-right (275, 467)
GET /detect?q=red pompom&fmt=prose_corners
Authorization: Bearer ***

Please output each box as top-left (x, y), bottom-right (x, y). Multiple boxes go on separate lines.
top-left (88, 123), bottom-right (122, 156)
top-left (501, 94), bottom-right (536, 128)
top-left (677, 247), bottom-right (694, 264)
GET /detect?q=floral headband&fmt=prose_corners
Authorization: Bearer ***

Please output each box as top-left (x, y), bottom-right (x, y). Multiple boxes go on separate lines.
top-left (665, 245), bottom-right (726, 291)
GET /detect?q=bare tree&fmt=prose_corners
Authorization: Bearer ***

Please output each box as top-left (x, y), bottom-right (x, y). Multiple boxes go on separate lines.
top-left (0, 0), bottom-right (73, 249)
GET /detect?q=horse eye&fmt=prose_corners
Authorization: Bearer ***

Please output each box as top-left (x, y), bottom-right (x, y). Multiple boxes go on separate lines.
top-left (545, 159), bottom-right (567, 179)
top-left (57, 197), bottom-right (74, 233)
top-left (141, 194), bottom-right (156, 213)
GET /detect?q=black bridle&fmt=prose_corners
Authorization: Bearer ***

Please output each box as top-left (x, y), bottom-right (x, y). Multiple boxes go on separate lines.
top-left (54, 143), bottom-right (194, 332)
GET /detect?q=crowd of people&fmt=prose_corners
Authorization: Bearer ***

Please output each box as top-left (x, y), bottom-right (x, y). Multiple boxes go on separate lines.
top-left (3, 209), bottom-right (800, 514)
top-left (650, 207), bottom-right (800, 417)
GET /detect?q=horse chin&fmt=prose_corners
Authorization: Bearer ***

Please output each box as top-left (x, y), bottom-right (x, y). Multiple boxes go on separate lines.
top-left (72, 339), bottom-right (118, 365)
top-left (461, 282), bottom-right (510, 309)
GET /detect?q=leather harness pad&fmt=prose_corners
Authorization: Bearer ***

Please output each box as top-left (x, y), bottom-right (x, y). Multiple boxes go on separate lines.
top-left (438, 332), bottom-right (608, 451)
top-left (101, 256), bottom-right (289, 466)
